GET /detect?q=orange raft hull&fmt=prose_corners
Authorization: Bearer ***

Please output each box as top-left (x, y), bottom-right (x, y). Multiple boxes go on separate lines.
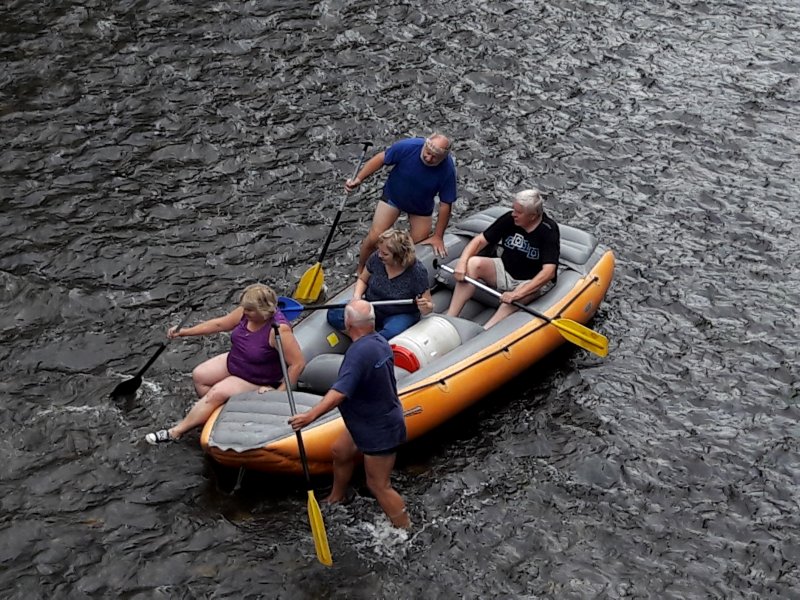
top-left (200, 249), bottom-right (615, 476)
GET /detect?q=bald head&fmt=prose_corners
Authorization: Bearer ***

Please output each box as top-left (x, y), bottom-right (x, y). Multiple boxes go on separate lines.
top-left (428, 133), bottom-right (451, 152)
top-left (344, 299), bottom-right (376, 335)
top-left (421, 133), bottom-right (452, 166)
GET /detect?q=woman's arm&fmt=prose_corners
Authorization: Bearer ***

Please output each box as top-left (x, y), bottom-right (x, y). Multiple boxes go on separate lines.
top-left (270, 323), bottom-right (306, 390)
top-left (416, 288), bottom-right (435, 315)
top-left (168, 306), bottom-right (244, 339)
top-left (353, 270), bottom-right (371, 299)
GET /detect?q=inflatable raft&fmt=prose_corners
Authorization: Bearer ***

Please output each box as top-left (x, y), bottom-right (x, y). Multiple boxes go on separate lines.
top-left (200, 206), bottom-right (615, 475)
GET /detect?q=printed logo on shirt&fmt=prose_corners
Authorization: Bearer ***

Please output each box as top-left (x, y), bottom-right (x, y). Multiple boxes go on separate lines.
top-left (374, 355), bottom-right (392, 369)
top-left (505, 233), bottom-right (540, 260)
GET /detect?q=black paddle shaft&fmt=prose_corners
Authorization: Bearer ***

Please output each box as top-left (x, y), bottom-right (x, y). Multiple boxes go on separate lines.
top-left (272, 323), bottom-right (314, 485)
top-left (110, 310), bottom-right (194, 398)
top-left (133, 310), bottom-right (194, 377)
top-left (314, 141), bottom-right (373, 264)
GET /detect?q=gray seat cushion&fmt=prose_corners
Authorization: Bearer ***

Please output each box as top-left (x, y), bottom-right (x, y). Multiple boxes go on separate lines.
top-left (208, 390), bottom-right (327, 452)
top-left (297, 354), bottom-right (409, 396)
top-left (559, 224), bottom-right (596, 267)
top-left (298, 353), bottom-right (345, 395)
top-left (299, 352), bottom-right (410, 394)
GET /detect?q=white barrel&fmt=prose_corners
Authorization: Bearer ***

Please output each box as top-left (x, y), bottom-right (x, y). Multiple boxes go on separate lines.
top-left (389, 316), bottom-right (462, 372)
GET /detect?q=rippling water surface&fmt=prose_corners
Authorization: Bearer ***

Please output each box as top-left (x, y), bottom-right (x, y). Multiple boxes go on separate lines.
top-left (2, 0), bottom-right (799, 597)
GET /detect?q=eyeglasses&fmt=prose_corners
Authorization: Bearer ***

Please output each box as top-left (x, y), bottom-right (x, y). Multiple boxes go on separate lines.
top-left (424, 138), bottom-right (449, 158)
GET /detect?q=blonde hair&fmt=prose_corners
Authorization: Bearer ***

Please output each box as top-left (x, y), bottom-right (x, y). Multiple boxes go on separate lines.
top-left (377, 229), bottom-right (416, 269)
top-left (239, 283), bottom-right (278, 320)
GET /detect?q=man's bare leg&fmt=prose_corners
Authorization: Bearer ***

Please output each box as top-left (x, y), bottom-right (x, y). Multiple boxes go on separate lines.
top-left (364, 453), bottom-right (410, 528)
top-left (325, 430), bottom-right (360, 503)
top-left (357, 201), bottom-right (401, 274)
top-left (407, 213), bottom-right (434, 243)
top-left (483, 289), bottom-right (540, 329)
top-left (446, 257), bottom-right (499, 318)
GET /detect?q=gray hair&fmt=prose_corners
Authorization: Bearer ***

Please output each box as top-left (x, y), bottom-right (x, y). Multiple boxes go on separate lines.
top-left (344, 300), bottom-right (376, 327)
top-left (428, 132), bottom-right (451, 152)
top-left (513, 189), bottom-right (544, 217)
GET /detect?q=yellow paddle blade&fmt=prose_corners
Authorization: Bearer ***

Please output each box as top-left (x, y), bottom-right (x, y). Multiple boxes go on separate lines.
top-left (551, 318), bottom-right (609, 357)
top-left (307, 490), bottom-right (333, 566)
top-left (294, 263), bottom-right (324, 304)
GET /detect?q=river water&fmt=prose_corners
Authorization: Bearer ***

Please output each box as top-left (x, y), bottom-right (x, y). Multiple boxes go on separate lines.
top-left (2, 0), bottom-right (799, 598)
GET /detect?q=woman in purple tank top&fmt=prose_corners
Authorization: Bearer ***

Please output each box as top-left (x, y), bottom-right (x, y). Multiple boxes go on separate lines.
top-left (145, 283), bottom-right (306, 445)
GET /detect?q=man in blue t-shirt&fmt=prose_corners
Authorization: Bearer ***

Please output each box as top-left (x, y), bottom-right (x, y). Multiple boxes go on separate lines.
top-left (345, 133), bottom-right (458, 273)
top-left (288, 299), bottom-right (410, 529)
top-left (446, 189), bottom-right (560, 329)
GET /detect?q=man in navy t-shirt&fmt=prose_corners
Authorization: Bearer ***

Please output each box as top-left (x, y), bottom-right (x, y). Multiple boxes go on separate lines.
top-left (345, 134), bottom-right (458, 273)
top-left (288, 299), bottom-right (410, 528)
top-left (446, 189), bottom-right (560, 329)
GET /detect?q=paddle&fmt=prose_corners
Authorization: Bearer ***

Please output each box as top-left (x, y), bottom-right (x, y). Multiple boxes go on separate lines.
top-left (277, 296), bottom-right (414, 322)
top-left (294, 141), bottom-right (373, 304)
top-left (109, 311), bottom-right (193, 399)
top-left (271, 323), bottom-right (333, 567)
top-left (436, 263), bottom-right (609, 357)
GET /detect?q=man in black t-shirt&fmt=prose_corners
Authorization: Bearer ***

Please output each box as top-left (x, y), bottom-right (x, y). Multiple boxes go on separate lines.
top-left (446, 189), bottom-right (560, 329)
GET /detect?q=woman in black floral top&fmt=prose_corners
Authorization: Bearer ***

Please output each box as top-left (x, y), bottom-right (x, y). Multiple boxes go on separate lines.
top-left (328, 229), bottom-right (434, 340)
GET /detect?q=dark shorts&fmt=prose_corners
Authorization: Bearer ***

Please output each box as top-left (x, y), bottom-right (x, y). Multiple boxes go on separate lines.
top-left (363, 446), bottom-right (399, 457)
top-left (381, 197), bottom-right (434, 217)
top-left (256, 381), bottom-right (281, 389)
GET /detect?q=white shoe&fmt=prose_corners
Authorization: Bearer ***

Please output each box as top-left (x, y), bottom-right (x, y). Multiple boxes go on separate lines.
top-left (145, 429), bottom-right (174, 445)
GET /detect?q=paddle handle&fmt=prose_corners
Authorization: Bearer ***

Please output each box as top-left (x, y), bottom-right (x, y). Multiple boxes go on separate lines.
top-left (134, 310), bottom-right (193, 377)
top-left (304, 298), bottom-right (415, 311)
top-left (278, 296), bottom-right (416, 321)
top-left (272, 323), bottom-right (333, 566)
top-left (315, 141), bottom-right (373, 264)
top-left (436, 263), bottom-right (552, 323)
top-left (171, 310), bottom-right (194, 334)
top-left (272, 323), bottom-right (314, 484)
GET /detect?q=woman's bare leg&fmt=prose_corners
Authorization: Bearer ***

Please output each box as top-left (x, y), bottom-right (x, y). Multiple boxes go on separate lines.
top-left (191, 353), bottom-right (230, 397)
top-left (170, 376), bottom-right (257, 438)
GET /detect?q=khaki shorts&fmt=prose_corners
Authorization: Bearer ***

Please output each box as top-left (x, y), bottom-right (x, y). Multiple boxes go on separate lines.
top-left (491, 257), bottom-right (554, 297)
